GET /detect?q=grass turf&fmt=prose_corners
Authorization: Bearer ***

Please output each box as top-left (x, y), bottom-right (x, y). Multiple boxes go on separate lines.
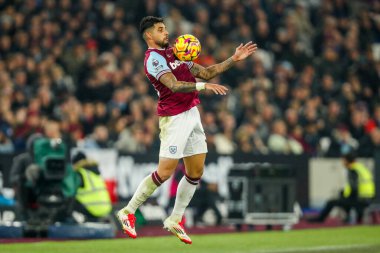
top-left (1, 226), bottom-right (380, 253)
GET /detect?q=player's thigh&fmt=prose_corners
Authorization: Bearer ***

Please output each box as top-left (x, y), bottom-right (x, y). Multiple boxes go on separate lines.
top-left (159, 112), bottom-right (194, 159)
top-left (183, 108), bottom-right (208, 157)
top-left (157, 157), bottom-right (179, 181)
top-left (183, 153), bottom-right (206, 179)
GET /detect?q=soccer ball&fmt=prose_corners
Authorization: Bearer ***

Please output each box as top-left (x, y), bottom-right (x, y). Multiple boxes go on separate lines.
top-left (173, 34), bottom-right (201, 61)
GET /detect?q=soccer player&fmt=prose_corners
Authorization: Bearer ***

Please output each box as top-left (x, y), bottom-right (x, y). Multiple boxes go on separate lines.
top-left (117, 16), bottom-right (257, 244)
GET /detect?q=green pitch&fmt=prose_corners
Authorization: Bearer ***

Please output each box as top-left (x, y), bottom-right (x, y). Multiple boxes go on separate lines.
top-left (2, 226), bottom-right (380, 253)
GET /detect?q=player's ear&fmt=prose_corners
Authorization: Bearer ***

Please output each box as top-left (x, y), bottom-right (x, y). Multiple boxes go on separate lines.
top-left (144, 30), bottom-right (153, 40)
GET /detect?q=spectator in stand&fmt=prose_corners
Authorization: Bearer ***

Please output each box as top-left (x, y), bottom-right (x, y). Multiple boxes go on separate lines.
top-left (214, 112), bottom-right (237, 155)
top-left (0, 0), bottom-right (378, 157)
top-left (80, 125), bottom-right (113, 149)
top-left (267, 119), bottom-right (303, 155)
top-left (358, 127), bottom-right (380, 157)
top-left (0, 128), bottom-right (14, 153)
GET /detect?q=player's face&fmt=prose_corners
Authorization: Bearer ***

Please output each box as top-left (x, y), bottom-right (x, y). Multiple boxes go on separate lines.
top-left (152, 23), bottom-right (169, 48)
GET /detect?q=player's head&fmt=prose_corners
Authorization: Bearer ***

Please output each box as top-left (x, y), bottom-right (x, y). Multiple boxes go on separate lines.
top-left (140, 16), bottom-right (169, 48)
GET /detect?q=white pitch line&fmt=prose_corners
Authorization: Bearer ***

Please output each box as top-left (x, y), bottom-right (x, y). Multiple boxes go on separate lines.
top-left (251, 244), bottom-right (375, 253)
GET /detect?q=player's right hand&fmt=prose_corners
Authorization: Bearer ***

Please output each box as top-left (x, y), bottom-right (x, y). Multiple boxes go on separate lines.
top-left (205, 83), bottom-right (229, 95)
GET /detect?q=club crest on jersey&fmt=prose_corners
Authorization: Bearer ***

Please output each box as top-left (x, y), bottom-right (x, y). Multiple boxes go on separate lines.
top-left (169, 60), bottom-right (183, 70)
top-left (169, 146), bottom-right (177, 154)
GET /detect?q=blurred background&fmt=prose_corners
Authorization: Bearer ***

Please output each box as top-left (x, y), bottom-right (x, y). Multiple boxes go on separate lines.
top-left (0, 0), bottom-right (379, 239)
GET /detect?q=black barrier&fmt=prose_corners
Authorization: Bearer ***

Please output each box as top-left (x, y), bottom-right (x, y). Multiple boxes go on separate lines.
top-left (0, 154), bottom-right (14, 188)
top-left (118, 152), bottom-right (310, 207)
top-left (235, 155), bottom-right (309, 207)
top-left (3, 152), bottom-right (309, 206)
top-left (227, 163), bottom-right (296, 220)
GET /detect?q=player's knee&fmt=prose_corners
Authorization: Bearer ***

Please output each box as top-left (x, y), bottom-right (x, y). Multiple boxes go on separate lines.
top-left (156, 169), bottom-right (174, 182)
top-left (159, 172), bottom-right (172, 182)
top-left (187, 167), bottom-right (203, 179)
top-left (157, 158), bottom-right (179, 182)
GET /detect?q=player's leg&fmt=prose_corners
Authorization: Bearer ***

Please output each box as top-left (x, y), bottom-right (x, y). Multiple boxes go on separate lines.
top-left (164, 107), bottom-right (207, 244)
top-left (117, 112), bottom-right (190, 239)
top-left (171, 153), bottom-right (205, 221)
top-left (121, 158), bottom-right (179, 214)
top-left (164, 153), bottom-right (206, 244)
top-left (117, 158), bottom-right (179, 238)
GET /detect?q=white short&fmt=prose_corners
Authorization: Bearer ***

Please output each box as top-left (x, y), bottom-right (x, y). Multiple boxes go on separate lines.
top-left (159, 106), bottom-right (208, 159)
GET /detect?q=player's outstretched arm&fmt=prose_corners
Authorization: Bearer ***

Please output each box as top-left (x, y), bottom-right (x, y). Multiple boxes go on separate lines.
top-left (190, 41), bottom-right (257, 80)
top-left (160, 72), bottom-right (228, 95)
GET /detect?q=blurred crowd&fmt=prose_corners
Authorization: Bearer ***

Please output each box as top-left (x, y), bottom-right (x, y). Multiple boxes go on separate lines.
top-left (0, 0), bottom-right (380, 157)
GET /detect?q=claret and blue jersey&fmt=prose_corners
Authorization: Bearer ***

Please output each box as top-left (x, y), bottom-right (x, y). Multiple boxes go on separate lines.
top-left (144, 47), bottom-right (200, 116)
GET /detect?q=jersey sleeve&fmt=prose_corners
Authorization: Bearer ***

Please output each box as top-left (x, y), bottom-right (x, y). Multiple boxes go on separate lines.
top-left (146, 52), bottom-right (171, 80)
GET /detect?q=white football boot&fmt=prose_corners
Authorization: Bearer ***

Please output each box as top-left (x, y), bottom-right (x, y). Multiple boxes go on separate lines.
top-left (163, 217), bottom-right (192, 244)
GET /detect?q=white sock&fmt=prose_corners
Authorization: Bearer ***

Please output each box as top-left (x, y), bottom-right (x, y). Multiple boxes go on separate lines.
top-left (122, 171), bottom-right (163, 214)
top-left (170, 174), bottom-right (200, 222)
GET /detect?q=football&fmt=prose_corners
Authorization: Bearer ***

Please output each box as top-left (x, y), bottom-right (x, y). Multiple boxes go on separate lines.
top-left (173, 34), bottom-right (201, 61)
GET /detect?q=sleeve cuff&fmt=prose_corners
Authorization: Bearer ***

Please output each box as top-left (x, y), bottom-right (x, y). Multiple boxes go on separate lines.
top-left (156, 69), bottom-right (172, 80)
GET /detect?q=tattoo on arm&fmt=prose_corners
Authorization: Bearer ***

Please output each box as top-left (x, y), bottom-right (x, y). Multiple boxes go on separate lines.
top-left (190, 57), bottom-right (235, 80)
top-left (159, 72), bottom-right (196, 93)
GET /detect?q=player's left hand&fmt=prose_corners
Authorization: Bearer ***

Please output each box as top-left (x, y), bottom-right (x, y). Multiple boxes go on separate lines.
top-left (232, 41), bottom-right (257, 62)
